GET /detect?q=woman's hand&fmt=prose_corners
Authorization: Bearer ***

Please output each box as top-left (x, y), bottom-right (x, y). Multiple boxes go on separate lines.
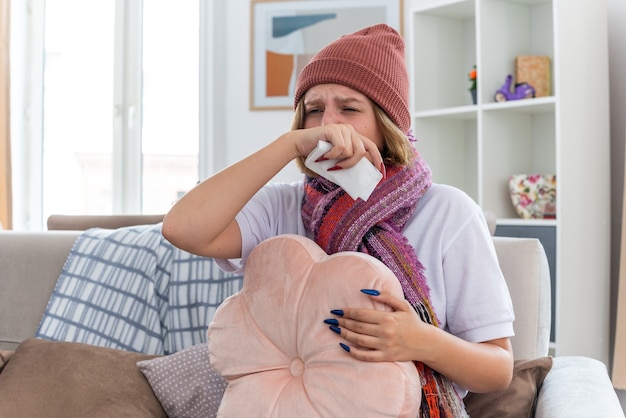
top-left (327, 290), bottom-right (426, 362)
top-left (290, 124), bottom-right (384, 173)
top-left (327, 289), bottom-right (514, 393)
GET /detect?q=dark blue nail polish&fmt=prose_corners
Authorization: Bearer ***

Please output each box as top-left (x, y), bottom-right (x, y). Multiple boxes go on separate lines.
top-left (339, 342), bottom-right (350, 352)
top-left (324, 318), bottom-right (339, 326)
top-left (361, 289), bottom-right (380, 296)
top-left (329, 325), bottom-right (341, 334)
top-left (330, 309), bottom-right (344, 316)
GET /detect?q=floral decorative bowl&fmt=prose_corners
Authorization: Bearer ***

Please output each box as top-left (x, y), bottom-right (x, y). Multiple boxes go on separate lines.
top-left (508, 174), bottom-right (556, 219)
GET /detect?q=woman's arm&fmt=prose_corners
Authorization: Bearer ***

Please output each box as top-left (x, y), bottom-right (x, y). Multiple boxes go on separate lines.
top-left (162, 125), bottom-right (383, 259)
top-left (162, 132), bottom-right (296, 259)
top-left (332, 292), bottom-right (514, 393)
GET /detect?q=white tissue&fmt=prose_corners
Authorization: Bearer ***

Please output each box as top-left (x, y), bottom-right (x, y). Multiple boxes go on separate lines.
top-left (304, 141), bottom-right (383, 201)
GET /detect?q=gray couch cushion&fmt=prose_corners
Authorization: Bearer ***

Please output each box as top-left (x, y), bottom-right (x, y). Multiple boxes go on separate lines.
top-left (0, 231), bottom-right (80, 350)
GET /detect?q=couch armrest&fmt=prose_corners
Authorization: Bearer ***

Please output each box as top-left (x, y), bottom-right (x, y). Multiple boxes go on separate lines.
top-left (492, 236), bottom-right (551, 359)
top-left (535, 356), bottom-right (624, 417)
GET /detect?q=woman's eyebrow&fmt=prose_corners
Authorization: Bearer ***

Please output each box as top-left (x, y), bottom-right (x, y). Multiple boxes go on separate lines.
top-left (337, 95), bottom-right (363, 104)
top-left (304, 95), bottom-right (365, 108)
top-left (303, 97), bottom-right (322, 107)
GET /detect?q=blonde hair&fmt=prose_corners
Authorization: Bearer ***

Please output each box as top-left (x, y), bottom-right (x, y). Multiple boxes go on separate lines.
top-left (291, 99), bottom-right (415, 177)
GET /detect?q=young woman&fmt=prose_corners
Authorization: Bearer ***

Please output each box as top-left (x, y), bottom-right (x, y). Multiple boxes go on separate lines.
top-left (163, 24), bottom-right (514, 416)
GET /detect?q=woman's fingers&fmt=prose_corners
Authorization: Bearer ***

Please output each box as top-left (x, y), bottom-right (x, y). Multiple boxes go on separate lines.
top-left (367, 290), bottom-right (414, 313)
top-left (326, 290), bottom-right (422, 361)
top-left (297, 124), bottom-right (382, 171)
top-left (319, 124), bottom-right (360, 160)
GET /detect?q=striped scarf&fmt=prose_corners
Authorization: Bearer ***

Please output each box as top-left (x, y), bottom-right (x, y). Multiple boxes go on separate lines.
top-left (301, 147), bottom-right (468, 418)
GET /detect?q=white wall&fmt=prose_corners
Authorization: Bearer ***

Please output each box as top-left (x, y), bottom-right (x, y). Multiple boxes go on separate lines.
top-left (608, 0), bottom-right (626, 410)
top-left (207, 1), bottom-right (301, 184)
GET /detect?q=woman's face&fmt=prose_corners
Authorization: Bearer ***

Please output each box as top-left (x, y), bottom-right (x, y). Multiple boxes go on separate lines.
top-left (302, 83), bottom-right (384, 149)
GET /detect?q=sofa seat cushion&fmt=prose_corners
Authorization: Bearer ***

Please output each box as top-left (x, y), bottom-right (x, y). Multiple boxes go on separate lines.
top-left (208, 234), bottom-right (421, 417)
top-left (0, 338), bottom-right (166, 417)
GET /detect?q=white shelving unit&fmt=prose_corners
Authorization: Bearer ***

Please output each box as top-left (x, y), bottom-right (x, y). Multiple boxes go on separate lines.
top-left (406, 0), bottom-right (611, 363)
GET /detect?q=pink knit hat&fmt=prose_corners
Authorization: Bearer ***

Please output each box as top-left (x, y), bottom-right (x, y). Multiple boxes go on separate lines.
top-left (293, 24), bottom-right (410, 133)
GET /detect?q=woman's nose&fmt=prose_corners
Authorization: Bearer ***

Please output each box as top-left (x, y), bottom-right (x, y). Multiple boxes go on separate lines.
top-left (321, 109), bottom-right (340, 126)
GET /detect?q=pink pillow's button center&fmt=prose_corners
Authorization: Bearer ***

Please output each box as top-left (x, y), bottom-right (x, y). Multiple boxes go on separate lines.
top-left (289, 358), bottom-right (305, 377)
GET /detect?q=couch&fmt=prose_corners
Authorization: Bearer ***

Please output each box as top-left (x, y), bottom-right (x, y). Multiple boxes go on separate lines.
top-left (0, 215), bottom-right (623, 417)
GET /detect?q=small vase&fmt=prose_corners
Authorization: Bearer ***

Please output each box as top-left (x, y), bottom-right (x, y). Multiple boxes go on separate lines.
top-left (469, 89), bottom-right (477, 105)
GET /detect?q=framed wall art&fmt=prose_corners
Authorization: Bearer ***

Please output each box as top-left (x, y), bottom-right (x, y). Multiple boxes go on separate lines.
top-left (250, 0), bottom-right (402, 110)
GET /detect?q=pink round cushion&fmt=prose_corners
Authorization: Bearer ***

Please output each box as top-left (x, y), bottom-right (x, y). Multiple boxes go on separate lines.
top-left (208, 234), bottom-right (421, 417)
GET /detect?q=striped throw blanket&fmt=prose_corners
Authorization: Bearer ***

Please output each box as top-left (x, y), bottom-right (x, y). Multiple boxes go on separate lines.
top-left (35, 223), bottom-right (243, 355)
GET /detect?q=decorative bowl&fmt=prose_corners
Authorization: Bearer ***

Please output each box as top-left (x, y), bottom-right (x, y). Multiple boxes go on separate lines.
top-left (508, 174), bottom-right (556, 219)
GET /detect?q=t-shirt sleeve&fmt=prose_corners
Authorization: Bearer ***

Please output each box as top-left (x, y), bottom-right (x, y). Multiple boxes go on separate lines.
top-left (409, 184), bottom-right (515, 344)
top-left (215, 181), bottom-right (305, 274)
top-left (441, 207), bottom-right (515, 343)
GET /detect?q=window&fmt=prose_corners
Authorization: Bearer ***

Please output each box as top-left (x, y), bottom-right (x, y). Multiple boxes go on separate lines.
top-left (14, 0), bottom-right (205, 229)
top-left (42, 0), bottom-right (116, 217)
top-left (141, 1), bottom-right (199, 212)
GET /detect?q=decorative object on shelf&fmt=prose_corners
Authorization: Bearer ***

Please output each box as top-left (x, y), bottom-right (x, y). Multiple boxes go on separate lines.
top-left (516, 55), bottom-right (551, 97)
top-left (468, 65), bottom-right (477, 104)
top-left (494, 74), bottom-right (536, 102)
top-left (508, 174), bottom-right (556, 219)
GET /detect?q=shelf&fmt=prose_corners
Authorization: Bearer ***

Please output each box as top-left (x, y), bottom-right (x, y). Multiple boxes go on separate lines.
top-left (496, 218), bottom-right (557, 227)
top-left (480, 1), bottom-right (554, 102)
top-left (412, 0), bottom-right (475, 18)
top-left (482, 96), bottom-right (556, 114)
top-left (413, 97), bottom-right (555, 118)
top-left (411, 1), bottom-right (476, 110)
top-left (411, 0), bottom-right (611, 365)
top-left (413, 105), bottom-right (477, 120)
top-left (501, 0), bottom-right (551, 6)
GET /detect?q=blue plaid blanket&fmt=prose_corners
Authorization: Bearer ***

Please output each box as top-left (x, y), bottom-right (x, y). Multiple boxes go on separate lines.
top-left (35, 223), bottom-right (243, 355)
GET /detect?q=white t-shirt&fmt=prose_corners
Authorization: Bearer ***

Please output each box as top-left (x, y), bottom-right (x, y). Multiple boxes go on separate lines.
top-left (217, 182), bottom-right (514, 345)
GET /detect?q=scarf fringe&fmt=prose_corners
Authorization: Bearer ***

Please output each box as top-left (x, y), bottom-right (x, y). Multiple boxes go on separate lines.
top-left (416, 362), bottom-right (469, 418)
